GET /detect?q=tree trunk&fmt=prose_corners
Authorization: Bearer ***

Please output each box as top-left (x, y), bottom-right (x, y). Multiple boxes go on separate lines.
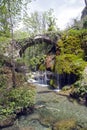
top-left (7, 0), bottom-right (16, 88)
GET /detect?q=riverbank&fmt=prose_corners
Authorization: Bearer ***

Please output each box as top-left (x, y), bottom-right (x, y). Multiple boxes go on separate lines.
top-left (2, 83), bottom-right (87, 130)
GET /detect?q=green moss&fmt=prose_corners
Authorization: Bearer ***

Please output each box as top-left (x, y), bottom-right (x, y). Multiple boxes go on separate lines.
top-left (39, 64), bottom-right (46, 71)
top-left (0, 75), bottom-right (7, 88)
top-left (62, 86), bottom-right (70, 91)
top-left (53, 119), bottom-right (76, 130)
top-left (50, 79), bottom-right (54, 86)
top-left (49, 79), bottom-right (58, 89)
top-left (54, 29), bottom-right (87, 78)
top-left (29, 55), bottom-right (46, 71)
top-left (54, 54), bottom-right (86, 76)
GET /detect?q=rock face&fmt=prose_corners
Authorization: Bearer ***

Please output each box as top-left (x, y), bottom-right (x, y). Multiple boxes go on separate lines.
top-left (45, 55), bottom-right (55, 70)
top-left (81, 0), bottom-right (87, 19)
top-left (81, 6), bottom-right (87, 19)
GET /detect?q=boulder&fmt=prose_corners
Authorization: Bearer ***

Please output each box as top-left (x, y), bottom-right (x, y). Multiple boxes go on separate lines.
top-left (52, 119), bottom-right (76, 130)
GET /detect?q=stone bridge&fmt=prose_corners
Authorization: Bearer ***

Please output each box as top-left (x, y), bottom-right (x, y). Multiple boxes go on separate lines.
top-left (14, 33), bottom-right (61, 57)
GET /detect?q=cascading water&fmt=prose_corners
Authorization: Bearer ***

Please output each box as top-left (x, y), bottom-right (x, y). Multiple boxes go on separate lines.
top-left (28, 70), bottom-right (49, 87)
top-left (56, 73), bottom-right (60, 89)
top-left (53, 73), bottom-right (60, 92)
top-left (44, 71), bottom-right (47, 85)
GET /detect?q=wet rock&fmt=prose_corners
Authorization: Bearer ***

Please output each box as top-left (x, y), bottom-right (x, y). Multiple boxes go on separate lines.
top-left (52, 119), bottom-right (76, 130)
top-left (39, 108), bottom-right (55, 127)
top-left (0, 115), bottom-right (16, 128)
top-left (19, 127), bottom-right (35, 130)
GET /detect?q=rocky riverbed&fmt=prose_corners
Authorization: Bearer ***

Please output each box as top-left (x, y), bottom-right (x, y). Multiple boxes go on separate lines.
top-left (1, 83), bottom-right (87, 130)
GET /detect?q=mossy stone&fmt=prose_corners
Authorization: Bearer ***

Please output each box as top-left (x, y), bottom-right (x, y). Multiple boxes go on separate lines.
top-left (53, 119), bottom-right (76, 130)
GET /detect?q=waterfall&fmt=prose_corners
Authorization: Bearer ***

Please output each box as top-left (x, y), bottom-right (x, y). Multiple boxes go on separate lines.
top-left (35, 71), bottom-right (49, 86)
top-left (56, 73), bottom-right (60, 89)
top-left (44, 71), bottom-right (47, 85)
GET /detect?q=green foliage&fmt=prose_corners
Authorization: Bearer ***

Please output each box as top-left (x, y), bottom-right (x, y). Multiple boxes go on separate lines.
top-left (0, 0), bottom-right (32, 38)
top-left (62, 86), bottom-right (70, 91)
top-left (75, 85), bottom-right (87, 97)
top-left (55, 29), bottom-right (87, 78)
top-left (71, 80), bottom-right (87, 99)
top-left (0, 57), bottom-right (4, 67)
top-left (16, 57), bottom-right (25, 65)
top-left (39, 64), bottom-right (46, 71)
top-left (23, 8), bottom-right (58, 35)
top-left (57, 31), bottom-right (84, 57)
top-left (7, 87), bottom-right (36, 108)
top-left (0, 87), bottom-right (36, 117)
top-left (71, 64), bottom-right (87, 98)
top-left (49, 79), bottom-right (58, 88)
top-left (0, 37), bottom-right (10, 55)
top-left (50, 79), bottom-right (54, 86)
top-left (14, 31), bottom-right (29, 40)
top-left (29, 55), bottom-right (46, 71)
top-left (55, 54), bottom-right (86, 76)
top-left (83, 20), bottom-right (87, 29)
top-left (0, 75), bottom-right (7, 88)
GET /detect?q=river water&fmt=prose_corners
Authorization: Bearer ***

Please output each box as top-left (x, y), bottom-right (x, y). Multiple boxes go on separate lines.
top-left (2, 72), bottom-right (87, 130)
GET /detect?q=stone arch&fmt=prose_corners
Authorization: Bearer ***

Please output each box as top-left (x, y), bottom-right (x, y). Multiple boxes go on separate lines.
top-left (17, 35), bottom-right (58, 57)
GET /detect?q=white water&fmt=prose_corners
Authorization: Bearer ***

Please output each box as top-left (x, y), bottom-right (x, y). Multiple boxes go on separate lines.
top-left (27, 71), bottom-right (49, 87)
top-left (27, 71), bottom-right (61, 91)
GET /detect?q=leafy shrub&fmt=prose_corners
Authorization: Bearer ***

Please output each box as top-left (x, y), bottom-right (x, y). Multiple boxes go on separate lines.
top-left (0, 75), bottom-right (7, 88)
top-left (0, 57), bottom-right (4, 67)
top-left (70, 79), bottom-right (87, 99)
top-left (29, 55), bottom-right (46, 71)
top-left (57, 32), bottom-right (83, 57)
top-left (0, 87), bottom-right (36, 117)
top-left (39, 64), bottom-right (46, 71)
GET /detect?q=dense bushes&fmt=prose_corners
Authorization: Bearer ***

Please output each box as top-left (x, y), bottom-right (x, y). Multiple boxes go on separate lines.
top-left (54, 54), bottom-right (86, 76)
top-left (70, 67), bottom-right (87, 101)
top-left (55, 29), bottom-right (87, 76)
top-left (29, 55), bottom-right (46, 71)
top-left (70, 81), bottom-right (87, 104)
top-left (0, 86), bottom-right (36, 119)
top-left (51, 29), bottom-right (87, 89)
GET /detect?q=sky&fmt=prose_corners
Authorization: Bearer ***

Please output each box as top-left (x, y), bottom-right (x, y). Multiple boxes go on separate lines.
top-left (27, 0), bottom-right (85, 30)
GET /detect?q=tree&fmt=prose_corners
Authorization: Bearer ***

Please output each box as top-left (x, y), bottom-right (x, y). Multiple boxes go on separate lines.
top-left (0, 0), bottom-right (32, 88)
top-left (23, 9), bottom-right (58, 35)
top-left (0, 1), bottom-right (10, 37)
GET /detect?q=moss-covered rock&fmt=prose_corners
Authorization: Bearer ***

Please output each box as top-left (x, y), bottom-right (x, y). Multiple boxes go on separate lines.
top-left (70, 66), bottom-right (87, 104)
top-left (54, 54), bottom-right (86, 76)
top-left (53, 119), bottom-right (76, 130)
top-left (0, 63), bottom-right (36, 128)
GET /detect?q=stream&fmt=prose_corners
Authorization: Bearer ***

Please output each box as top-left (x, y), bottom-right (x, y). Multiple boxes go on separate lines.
top-left (2, 71), bottom-right (87, 130)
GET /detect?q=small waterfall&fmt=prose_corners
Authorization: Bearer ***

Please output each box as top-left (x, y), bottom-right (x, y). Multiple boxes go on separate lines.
top-left (36, 71), bottom-right (48, 85)
top-left (44, 71), bottom-right (47, 85)
top-left (52, 73), bottom-right (60, 92)
top-left (56, 73), bottom-right (60, 89)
